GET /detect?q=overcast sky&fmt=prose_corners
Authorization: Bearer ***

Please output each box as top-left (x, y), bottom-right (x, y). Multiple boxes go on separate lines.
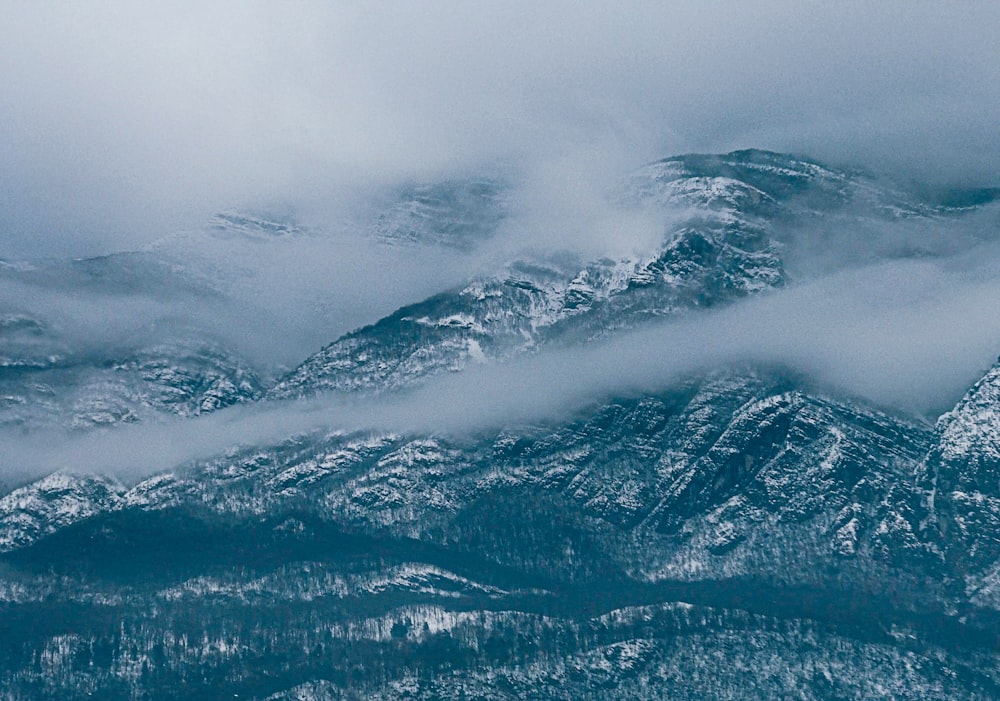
top-left (2, 2), bottom-right (998, 257)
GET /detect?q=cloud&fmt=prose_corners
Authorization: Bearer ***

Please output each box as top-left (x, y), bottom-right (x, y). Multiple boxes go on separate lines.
top-left (392, 248), bottom-right (1000, 429)
top-left (2, 2), bottom-right (999, 487)
top-left (0, 220), bottom-right (487, 370)
top-left (4, 242), bottom-right (1000, 483)
top-left (1, 2), bottom-right (998, 257)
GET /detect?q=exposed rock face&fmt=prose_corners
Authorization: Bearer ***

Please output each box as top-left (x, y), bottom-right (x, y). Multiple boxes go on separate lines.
top-left (0, 472), bottom-right (123, 552)
top-left (0, 339), bottom-right (263, 432)
top-left (373, 178), bottom-right (508, 250)
top-left (916, 362), bottom-right (1000, 604)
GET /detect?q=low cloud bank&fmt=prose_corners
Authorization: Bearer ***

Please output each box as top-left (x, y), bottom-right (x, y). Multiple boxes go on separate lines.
top-left (0, 220), bottom-right (484, 370)
top-left (3, 249), bottom-right (1000, 483)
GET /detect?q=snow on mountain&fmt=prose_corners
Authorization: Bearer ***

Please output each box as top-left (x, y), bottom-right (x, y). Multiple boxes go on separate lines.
top-left (0, 212), bottom-right (308, 433)
top-left (1, 365), bottom-right (994, 699)
top-left (0, 472), bottom-right (123, 552)
top-left (933, 361), bottom-right (1000, 486)
top-left (267, 150), bottom-right (963, 402)
top-left (268, 154), bottom-right (801, 399)
top-left (916, 361), bottom-right (1000, 600)
top-left (1, 150), bottom-right (999, 699)
top-left (0, 337), bottom-right (263, 433)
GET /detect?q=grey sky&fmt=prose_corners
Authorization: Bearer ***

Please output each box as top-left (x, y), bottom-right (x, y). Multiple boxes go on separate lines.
top-left (2, 2), bottom-right (998, 257)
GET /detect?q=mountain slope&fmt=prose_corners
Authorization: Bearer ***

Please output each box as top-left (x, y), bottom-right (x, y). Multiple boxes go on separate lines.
top-left (4, 362), bottom-right (1000, 698)
top-left (1, 150), bottom-right (998, 699)
top-left (268, 149), bottom-right (975, 401)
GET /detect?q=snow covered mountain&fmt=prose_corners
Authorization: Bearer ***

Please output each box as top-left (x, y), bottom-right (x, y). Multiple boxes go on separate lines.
top-left (0, 246), bottom-right (265, 433)
top-left (268, 149), bottom-right (974, 400)
top-left (371, 178), bottom-right (508, 250)
top-left (1, 150), bottom-right (999, 699)
top-left (2, 363), bottom-right (999, 699)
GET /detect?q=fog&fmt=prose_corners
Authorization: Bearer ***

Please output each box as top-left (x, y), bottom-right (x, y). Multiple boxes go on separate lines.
top-left (2, 2), bottom-right (998, 257)
top-left (3, 240), bottom-right (1000, 483)
top-left (1, 3), bottom-right (999, 486)
top-left (0, 212), bottom-right (489, 369)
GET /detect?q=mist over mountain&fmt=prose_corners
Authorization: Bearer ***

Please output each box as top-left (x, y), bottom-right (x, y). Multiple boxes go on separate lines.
top-left (2, 4), bottom-right (1000, 700)
top-left (2, 147), bottom-right (1000, 700)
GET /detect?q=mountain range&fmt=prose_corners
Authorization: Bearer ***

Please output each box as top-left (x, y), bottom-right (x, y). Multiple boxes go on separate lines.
top-left (1, 150), bottom-right (999, 699)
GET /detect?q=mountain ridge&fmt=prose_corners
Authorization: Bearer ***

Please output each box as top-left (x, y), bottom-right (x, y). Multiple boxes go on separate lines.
top-left (1, 149), bottom-right (998, 699)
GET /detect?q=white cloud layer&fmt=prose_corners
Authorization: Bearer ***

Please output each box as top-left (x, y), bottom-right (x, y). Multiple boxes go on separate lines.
top-left (1, 3), bottom-right (999, 487)
top-left (2, 2), bottom-right (998, 256)
top-left (4, 243), bottom-right (1000, 482)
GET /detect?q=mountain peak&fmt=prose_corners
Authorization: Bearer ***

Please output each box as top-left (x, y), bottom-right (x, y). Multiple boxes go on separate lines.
top-left (933, 361), bottom-right (1000, 485)
top-left (0, 472), bottom-right (123, 552)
